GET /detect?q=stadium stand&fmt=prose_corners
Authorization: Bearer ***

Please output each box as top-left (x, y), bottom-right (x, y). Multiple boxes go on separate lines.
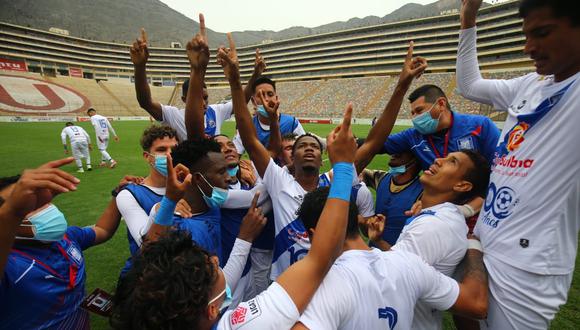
top-left (0, 0), bottom-right (532, 120)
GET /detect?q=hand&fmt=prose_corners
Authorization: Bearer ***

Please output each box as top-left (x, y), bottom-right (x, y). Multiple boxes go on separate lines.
top-left (130, 28), bottom-right (149, 67)
top-left (254, 48), bottom-right (266, 75)
top-left (114, 136), bottom-right (119, 142)
top-left (404, 200), bottom-right (422, 217)
top-left (461, 0), bottom-right (483, 28)
top-left (367, 214), bottom-right (386, 242)
top-left (165, 153), bottom-right (192, 202)
top-left (216, 33), bottom-right (240, 83)
top-left (118, 175), bottom-right (144, 186)
top-left (239, 159), bottom-right (257, 187)
top-left (2, 158), bottom-right (80, 219)
top-left (175, 199), bottom-right (193, 218)
top-left (398, 41), bottom-right (427, 86)
top-left (257, 90), bottom-right (280, 119)
top-left (186, 14), bottom-right (210, 73)
top-left (238, 192), bottom-right (267, 242)
top-left (326, 103), bottom-right (356, 164)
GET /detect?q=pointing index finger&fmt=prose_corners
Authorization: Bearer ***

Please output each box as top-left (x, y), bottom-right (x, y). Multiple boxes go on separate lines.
top-left (199, 13), bottom-right (206, 39)
top-left (405, 41), bottom-right (414, 62)
top-left (251, 191), bottom-right (260, 210)
top-left (227, 33), bottom-right (237, 57)
top-left (340, 102), bottom-right (353, 133)
top-left (141, 28), bottom-right (147, 44)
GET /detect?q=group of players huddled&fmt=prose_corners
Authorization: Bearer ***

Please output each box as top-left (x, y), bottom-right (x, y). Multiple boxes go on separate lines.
top-left (1, 0), bottom-right (579, 329)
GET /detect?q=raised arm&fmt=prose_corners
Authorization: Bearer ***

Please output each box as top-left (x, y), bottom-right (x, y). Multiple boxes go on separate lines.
top-left (276, 104), bottom-right (357, 314)
top-left (355, 42), bottom-right (427, 174)
top-left (130, 28), bottom-right (163, 120)
top-left (0, 158), bottom-right (79, 277)
top-left (259, 90), bottom-right (283, 158)
top-left (217, 34), bottom-right (271, 177)
top-left (184, 14), bottom-right (210, 140)
top-left (243, 49), bottom-right (267, 103)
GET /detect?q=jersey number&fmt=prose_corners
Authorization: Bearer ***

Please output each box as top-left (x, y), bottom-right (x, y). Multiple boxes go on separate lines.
top-left (99, 120), bottom-right (107, 129)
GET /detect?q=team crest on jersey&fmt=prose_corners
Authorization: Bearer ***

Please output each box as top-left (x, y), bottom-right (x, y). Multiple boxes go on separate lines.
top-left (506, 122), bottom-right (529, 152)
top-left (207, 120), bottom-right (216, 128)
top-left (457, 136), bottom-right (474, 150)
top-left (230, 299), bottom-right (261, 326)
top-left (481, 183), bottom-right (520, 228)
top-left (67, 245), bottom-right (83, 265)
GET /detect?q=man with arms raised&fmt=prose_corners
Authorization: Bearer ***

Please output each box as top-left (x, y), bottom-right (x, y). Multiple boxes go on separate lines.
top-left (457, 0), bottom-right (580, 328)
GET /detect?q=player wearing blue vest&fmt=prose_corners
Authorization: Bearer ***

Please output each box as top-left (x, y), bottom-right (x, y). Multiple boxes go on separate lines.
top-left (0, 158), bottom-right (124, 329)
top-left (362, 151), bottom-right (423, 245)
top-left (232, 76), bottom-right (306, 155)
top-left (130, 17), bottom-right (266, 141)
top-left (116, 125), bottom-right (178, 277)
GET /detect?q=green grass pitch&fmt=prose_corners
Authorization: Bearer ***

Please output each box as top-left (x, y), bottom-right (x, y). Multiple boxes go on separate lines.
top-left (0, 121), bottom-right (577, 329)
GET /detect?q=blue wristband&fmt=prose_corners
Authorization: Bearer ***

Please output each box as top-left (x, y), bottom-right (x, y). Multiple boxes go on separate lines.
top-left (155, 197), bottom-right (177, 226)
top-left (328, 162), bottom-right (354, 202)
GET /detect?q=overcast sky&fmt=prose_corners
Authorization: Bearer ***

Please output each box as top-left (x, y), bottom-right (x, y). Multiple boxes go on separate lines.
top-left (159, 0), bottom-right (501, 33)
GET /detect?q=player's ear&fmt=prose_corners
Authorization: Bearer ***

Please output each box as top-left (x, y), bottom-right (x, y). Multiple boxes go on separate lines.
top-left (206, 304), bottom-right (220, 321)
top-left (453, 180), bottom-right (473, 194)
top-left (181, 96), bottom-right (186, 103)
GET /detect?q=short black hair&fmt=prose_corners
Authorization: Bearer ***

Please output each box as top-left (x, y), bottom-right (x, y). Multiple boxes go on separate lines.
top-left (251, 76), bottom-right (276, 94)
top-left (408, 84), bottom-right (450, 109)
top-left (0, 175), bottom-right (20, 207)
top-left (140, 125), bottom-right (178, 151)
top-left (212, 134), bottom-right (230, 140)
top-left (110, 230), bottom-right (216, 329)
top-left (87, 108), bottom-right (96, 114)
top-left (455, 150), bottom-right (491, 205)
top-left (182, 79), bottom-right (208, 97)
top-left (292, 133), bottom-right (323, 155)
top-left (282, 133), bottom-right (297, 142)
top-left (519, 0), bottom-right (579, 26)
top-left (171, 138), bottom-right (221, 172)
top-left (65, 122), bottom-right (74, 126)
top-left (298, 187), bottom-right (360, 239)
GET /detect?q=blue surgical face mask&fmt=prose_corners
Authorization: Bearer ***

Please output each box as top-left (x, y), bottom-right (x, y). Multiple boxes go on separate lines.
top-left (18, 204), bottom-right (68, 242)
top-left (389, 165), bottom-right (406, 176)
top-left (227, 166), bottom-right (239, 177)
top-left (196, 173), bottom-right (228, 208)
top-left (153, 154), bottom-right (168, 177)
top-left (207, 271), bottom-right (233, 311)
top-left (256, 105), bottom-right (269, 118)
top-left (412, 102), bottom-right (440, 135)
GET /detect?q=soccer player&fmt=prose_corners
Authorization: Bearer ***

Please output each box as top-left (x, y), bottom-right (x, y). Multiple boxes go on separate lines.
top-left (115, 125), bottom-right (178, 277)
top-left (129, 19), bottom-right (266, 141)
top-left (364, 150), bottom-right (490, 330)
top-left (231, 76), bottom-right (306, 155)
top-left (0, 158), bottom-right (128, 329)
top-left (61, 122), bottom-right (92, 173)
top-left (456, 0), bottom-right (580, 328)
top-left (109, 84), bottom-right (359, 328)
top-left (87, 108), bottom-right (118, 168)
top-left (278, 133), bottom-right (297, 168)
top-left (361, 151), bottom-right (423, 245)
top-left (293, 184), bottom-right (488, 330)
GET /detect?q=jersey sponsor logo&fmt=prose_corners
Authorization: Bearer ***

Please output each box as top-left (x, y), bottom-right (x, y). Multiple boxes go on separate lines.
top-left (520, 238), bottom-right (530, 248)
top-left (378, 306), bottom-right (398, 329)
top-left (230, 306), bottom-right (247, 325)
top-left (67, 245), bottom-right (83, 265)
top-left (493, 155), bottom-right (535, 169)
top-left (481, 183), bottom-right (519, 228)
top-left (457, 136), bottom-right (475, 150)
top-left (0, 75), bottom-right (90, 114)
top-left (230, 299), bottom-right (261, 326)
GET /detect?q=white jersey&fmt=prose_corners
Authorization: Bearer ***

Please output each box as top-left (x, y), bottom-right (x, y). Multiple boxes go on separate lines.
top-left (218, 282), bottom-right (299, 330)
top-left (263, 159), bottom-right (371, 280)
top-left (299, 249), bottom-right (460, 330)
top-left (160, 102), bottom-right (233, 141)
top-left (392, 202), bottom-right (468, 330)
top-left (90, 114), bottom-right (116, 138)
top-left (61, 125), bottom-right (90, 144)
top-left (458, 27), bottom-right (580, 275)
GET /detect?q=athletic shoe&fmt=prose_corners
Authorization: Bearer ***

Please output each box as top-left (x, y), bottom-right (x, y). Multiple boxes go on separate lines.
top-left (77, 168), bottom-right (85, 173)
top-left (110, 160), bottom-right (117, 168)
top-left (87, 165), bottom-right (92, 171)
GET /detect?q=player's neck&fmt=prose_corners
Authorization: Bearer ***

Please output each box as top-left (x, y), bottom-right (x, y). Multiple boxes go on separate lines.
top-left (184, 190), bottom-right (209, 214)
top-left (295, 167), bottom-right (320, 192)
top-left (392, 171), bottom-right (417, 185)
top-left (257, 114), bottom-right (271, 125)
top-left (554, 64), bottom-right (580, 82)
top-left (420, 190), bottom-right (453, 209)
top-left (144, 171), bottom-right (166, 188)
top-left (342, 236), bottom-right (371, 253)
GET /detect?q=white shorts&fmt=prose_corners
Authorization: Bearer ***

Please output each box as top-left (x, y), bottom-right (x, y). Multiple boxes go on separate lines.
top-left (480, 254), bottom-right (573, 330)
top-left (71, 141), bottom-right (89, 159)
top-left (96, 136), bottom-right (109, 151)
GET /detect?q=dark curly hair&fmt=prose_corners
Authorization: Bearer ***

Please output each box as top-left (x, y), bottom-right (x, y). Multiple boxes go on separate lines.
top-left (455, 150), bottom-right (491, 205)
top-left (110, 230), bottom-right (217, 329)
top-left (292, 133), bottom-right (323, 155)
top-left (298, 186), bottom-right (360, 239)
top-left (171, 138), bottom-right (221, 172)
top-left (140, 125), bottom-right (178, 151)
